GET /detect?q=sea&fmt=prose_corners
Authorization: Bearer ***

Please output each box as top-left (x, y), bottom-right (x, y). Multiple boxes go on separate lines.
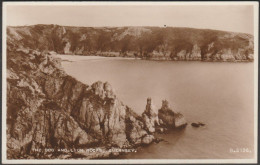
top-left (59, 55), bottom-right (255, 159)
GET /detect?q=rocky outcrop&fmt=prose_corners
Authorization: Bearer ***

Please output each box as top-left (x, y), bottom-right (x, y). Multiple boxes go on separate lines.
top-left (6, 25), bottom-right (206, 160)
top-left (140, 99), bottom-right (187, 134)
top-left (158, 100), bottom-right (187, 128)
top-left (142, 98), bottom-right (159, 133)
top-left (191, 122), bottom-right (205, 128)
top-left (7, 25), bottom-right (254, 62)
top-left (7, 45), bottom-right (188, 159)
top-left (6, 47), bottom-right (159, 159)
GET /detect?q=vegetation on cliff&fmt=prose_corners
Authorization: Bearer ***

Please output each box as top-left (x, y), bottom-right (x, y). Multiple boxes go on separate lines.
top-left (7, 34), bottom-right (187, 159)
top-left (7, 24), bottom-right (254, 62)
top-left (8, 23), bottom-right (250, 159)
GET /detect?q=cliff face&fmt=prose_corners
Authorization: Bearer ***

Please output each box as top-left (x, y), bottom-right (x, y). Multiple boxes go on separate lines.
top-left (7, 25), bottom-right (254, 62)
top-left (9, 24), bottom-right (244, 160)
top-left (7, 47), bottom-right (157, 159)
top-left (6, 47), bottom-right (186, 159)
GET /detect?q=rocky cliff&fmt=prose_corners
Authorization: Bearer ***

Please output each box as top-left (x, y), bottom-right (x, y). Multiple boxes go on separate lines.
top-left (7, 25), bottom-right (254, 62)
top-left (6, 47), bottom-right (186, 159)
top-left (7, 47), bottom-right (148, 159)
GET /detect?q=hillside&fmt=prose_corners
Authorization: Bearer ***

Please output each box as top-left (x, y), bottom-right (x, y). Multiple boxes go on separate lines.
top-left (7, 47), bottom-right (152, 159)
top-left (7, 24), bottom-right (254, 62)
top-left (6, 25), bottom-right (188, 159)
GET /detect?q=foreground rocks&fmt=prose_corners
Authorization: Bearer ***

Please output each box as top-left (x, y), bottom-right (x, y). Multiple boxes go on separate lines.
top-left (6, 48), bottom-right (140, 159)
top-left (6, 47), bottom-right (187, 159)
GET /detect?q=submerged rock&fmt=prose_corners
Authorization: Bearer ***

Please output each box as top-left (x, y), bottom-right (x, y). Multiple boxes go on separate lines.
top-left (191, 122), bottom-right (206, 127)
top-left (191, 123), bottom-right (200, 127)
top-left (198, 122), bottom-right (205, 126)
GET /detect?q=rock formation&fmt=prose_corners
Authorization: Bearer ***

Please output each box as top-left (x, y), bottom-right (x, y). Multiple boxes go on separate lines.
top-left (191, 122), bottom-right (205, 128)
top-left (142, 98), bottom-right (160, 133)
top-left (7, 45), bottom-right (188, 159)
top-left (7, 25), bottom-right (254, 62)
top-left (6, 47), bottom-right (158, 159)
top-left (6, 24), bottom-right (217, 160)
top-left (158, 100), bottom-right (187, 128)
top-left (141, 99), bottom-right (187, 134)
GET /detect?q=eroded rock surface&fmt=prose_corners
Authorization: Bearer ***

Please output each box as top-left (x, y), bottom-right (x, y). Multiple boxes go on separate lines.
top-left (158, 100), bottom-right (187, 128)
top-left (6, 48), bottom-right (158, 159)
top-left (141, 99), bottom-right (187, 133)
top-left (142, 98), bottom-right (160, 133)
top-left (7, 46), bottom-right (187, 159)
top-left (6, 25), bottom-right (195, 159)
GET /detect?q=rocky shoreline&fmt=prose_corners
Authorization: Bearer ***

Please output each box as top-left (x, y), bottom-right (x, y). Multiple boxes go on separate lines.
top-left (57, 53), bottom-right (253, 64)
top-left (6, 47), bottom-right (187, 159)
top-left (7, 24), bottom-right (251, 159)
top-left (7, 25), bottom-right (254, 62)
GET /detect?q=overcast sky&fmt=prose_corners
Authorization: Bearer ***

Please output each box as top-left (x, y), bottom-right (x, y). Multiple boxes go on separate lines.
top-left (6, 4), bottom-right (254, 34)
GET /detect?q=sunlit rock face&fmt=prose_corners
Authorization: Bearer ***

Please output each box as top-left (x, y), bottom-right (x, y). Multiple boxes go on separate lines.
top-left (6, 46), bottom-right (187, 159)
top-left (158, 100), bottom-right (187, 128)
top-left (6, 48), bottom-right (156, 159)
top-left (7, 25), bottom-right (253, 61)
top-left (142, 98), bottom-right (160, 133)
top-left (141, 99), bottom-right (187, 131)
top-left (7, 24), bottom-right (250, 159)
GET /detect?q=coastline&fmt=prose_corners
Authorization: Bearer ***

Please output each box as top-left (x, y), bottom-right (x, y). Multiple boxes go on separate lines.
top-left (55, 54), bottom-right (254, 63)
top-left (55, 54), bottom-right (141, 62)
top-left (3, 3), bottom-right (257, 163)
top-left (7, 48), bottom-right (188, 159)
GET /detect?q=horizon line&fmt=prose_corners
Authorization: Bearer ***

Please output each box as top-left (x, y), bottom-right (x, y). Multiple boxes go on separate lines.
top-left (6, 23), bottom-right (253, 35)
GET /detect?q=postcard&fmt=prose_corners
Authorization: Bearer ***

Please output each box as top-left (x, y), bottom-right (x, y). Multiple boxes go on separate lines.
top-left (2, 1), bottom-right (258, 164)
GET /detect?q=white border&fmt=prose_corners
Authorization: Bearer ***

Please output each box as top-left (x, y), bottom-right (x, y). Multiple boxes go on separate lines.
top-left (2, 1), bottom-right (259, 164)
top-left (253, 2), bottom-right (259, 165)
top-left (1, 1), bottom-right (260, 6)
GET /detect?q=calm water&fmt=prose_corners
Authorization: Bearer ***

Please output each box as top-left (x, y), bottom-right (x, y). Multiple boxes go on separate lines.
top-left (61, 56), bottom-right (255, 159)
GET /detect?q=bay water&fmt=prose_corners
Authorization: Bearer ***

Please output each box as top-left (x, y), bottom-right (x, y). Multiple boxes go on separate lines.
top-left (60, 55), bottom-right (254, 159)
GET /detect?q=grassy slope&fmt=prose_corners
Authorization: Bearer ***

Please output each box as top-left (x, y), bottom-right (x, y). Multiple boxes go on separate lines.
top-left (7, 24), bottom-right (254, 61)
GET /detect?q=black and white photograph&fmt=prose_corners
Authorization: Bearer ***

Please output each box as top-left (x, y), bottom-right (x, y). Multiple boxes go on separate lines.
top-left (2, 1), bottom-right (258, 164)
